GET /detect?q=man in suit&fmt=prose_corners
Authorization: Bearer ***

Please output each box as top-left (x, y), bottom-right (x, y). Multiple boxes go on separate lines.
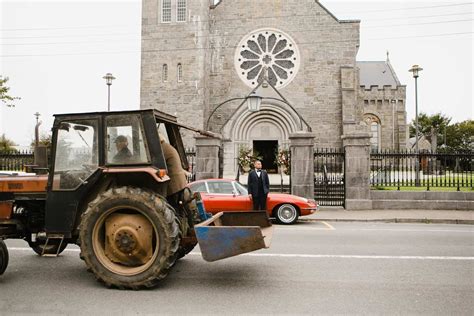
top-left (247, 160), bottom-right (270, 210)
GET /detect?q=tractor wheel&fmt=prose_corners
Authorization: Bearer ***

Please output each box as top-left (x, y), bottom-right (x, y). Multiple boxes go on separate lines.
top-left (29, 239), bottom-right (68, 256)
top-left (79, 187), bottom-right (180, 289)
top-left (0, 239), bottom-right (8, 275)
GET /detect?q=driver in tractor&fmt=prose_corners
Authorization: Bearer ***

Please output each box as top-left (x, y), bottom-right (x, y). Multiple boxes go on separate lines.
top-left (113, 135), bottom-right (132, 163)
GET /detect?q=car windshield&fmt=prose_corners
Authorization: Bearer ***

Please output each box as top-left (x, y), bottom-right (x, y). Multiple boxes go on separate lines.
top-left (207, 181), bottom-right (234, 194)
top-left (234, 182), bottom-right (248, 195)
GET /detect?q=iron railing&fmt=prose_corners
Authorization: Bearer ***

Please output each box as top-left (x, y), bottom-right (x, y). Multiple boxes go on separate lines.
top-left (0, 150), bottom-right (35, 172)
top-left (185, 147), bottom-right (196, 183)
top-left (314, 148), bottom-right (345, 206)
top-left (370, 150), bottom-right (473, 190)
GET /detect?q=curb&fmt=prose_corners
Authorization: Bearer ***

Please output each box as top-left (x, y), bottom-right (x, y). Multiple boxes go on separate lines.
top-left (299, 218), bottom-right (474, 225)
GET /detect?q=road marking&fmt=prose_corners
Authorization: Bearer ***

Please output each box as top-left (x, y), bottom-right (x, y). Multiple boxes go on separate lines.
top-left (321, 221), bottom-right (335, 230)
top-left (8, 247), bottom-right (80, 253)
top-left (189, 253), bottom-right (474, 261)
top-left (335, 228), bottom-right (474, 234)
top-left (8, 247), bottom-right (473, 261)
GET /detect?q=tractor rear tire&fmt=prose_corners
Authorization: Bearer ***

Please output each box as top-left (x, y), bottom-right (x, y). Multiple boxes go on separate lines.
top-left (0, 239), bottom-right (8, 275)
top-left (79, 187), bottom-right (180, 289)
top-left (29, 240), bottom-right (68, 256)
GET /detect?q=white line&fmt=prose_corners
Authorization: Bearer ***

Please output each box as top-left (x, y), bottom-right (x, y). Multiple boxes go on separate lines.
top-left (338, 229), bottom-right (474, 234)
top-left (9, 247), bottom-right (473, 261)
top-left (8, 247), bottom-right (80, 253)
top-left (321, 221), bottom-right (335, 230)
top-left (187, 252), bottom-right (474, 261)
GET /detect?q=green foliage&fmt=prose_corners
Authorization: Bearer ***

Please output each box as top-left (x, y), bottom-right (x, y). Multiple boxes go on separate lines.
top-left (0, 76), bottom-right (20, 107)
top-left (409, 112), bottom-right (451, 138)
top-left (444, 120), bottom-right (474, 151)
top-left (30, 133), bottom-right (52, 149)
top-left (0, 134), bottom-right (17, 152)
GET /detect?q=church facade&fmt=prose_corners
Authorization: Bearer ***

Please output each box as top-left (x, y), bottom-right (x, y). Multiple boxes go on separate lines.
top-left (140, 0), bottom-right (407, 174)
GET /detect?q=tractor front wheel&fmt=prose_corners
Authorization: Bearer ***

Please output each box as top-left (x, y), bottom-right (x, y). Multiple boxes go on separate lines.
top-left (79, 187), bottom-right (180, 289)
top-left (0, 239), bottom-right (8, 275)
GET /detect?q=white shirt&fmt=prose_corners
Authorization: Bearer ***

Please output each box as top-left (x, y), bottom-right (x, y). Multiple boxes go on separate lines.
top-left (256, 170), bottom-right (261, 177)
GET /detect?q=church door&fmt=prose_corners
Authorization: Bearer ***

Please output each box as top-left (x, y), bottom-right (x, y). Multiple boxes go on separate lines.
top-left (253, 140), bottom-right (278, 173)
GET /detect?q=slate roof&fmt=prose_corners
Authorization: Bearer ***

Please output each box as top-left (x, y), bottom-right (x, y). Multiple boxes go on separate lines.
top-left (357, 61), bottom-right (401, 88)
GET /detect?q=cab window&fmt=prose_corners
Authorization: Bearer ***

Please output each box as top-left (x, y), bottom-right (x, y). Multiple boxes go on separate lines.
top-left (52, 119), bottom-right (98, 190)
top-left (106, 115), bottom-right (149, 165)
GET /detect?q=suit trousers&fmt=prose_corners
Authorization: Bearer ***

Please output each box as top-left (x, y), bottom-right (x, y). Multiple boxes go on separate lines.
top-left (252, 194), bottom-right (268, 211)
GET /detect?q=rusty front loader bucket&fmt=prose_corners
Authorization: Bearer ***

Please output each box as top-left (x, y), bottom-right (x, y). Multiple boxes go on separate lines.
top-left (194, 211), bottom-right (274, 262)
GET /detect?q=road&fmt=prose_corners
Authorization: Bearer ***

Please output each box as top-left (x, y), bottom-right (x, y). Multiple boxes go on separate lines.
top-left (1, 221), bottom-right (473, 315)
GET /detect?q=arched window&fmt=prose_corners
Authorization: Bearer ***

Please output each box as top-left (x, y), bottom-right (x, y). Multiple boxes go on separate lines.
top-left (177, 0), bottom-right (187, 22)
top-left (363, 114), bottom-right (381, 152)
top-left (177, 63), bottom-right (183, 82)
top-left (161, 0), bottom-right (171, 23)
top-left (162, 64), bottom-right (168, 82)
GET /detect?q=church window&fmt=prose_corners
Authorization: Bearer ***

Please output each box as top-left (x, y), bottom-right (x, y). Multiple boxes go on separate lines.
top-left (370, 122), bottom-right (380, 152)
top-left (363, 114), bottom-right (381, 152)
top-left (177, 63), bottom-right (183, 82)
top-left (235, 28), bottom-right (300, 89)
top-left (162, 64), bottom-right (168, 82)
top-left (177, 0), bottom-right (187, 22)
top-left (162, 0), bottom-right (171, 23)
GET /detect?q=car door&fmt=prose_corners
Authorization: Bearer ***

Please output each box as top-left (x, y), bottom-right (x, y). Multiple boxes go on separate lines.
top-left (204, 180), bottom-right (252, 213)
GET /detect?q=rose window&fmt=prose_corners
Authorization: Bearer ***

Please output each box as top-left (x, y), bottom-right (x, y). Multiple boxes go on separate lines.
top-left (234, 28), bottom-right (300, 89)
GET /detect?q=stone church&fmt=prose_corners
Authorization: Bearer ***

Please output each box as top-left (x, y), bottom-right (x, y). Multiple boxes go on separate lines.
top-left (140, 0), bottom-right (407, 175)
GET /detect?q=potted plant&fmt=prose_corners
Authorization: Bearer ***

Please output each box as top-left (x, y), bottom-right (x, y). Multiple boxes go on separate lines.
top-left (238, 145), bottom-right (252, 173)
top-left (275, 148), bottom-right (290, 175)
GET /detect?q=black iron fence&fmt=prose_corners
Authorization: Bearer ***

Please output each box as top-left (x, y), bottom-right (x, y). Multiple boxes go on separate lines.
top-left (0, 150), bottom-right (35, 172)
top-left (185, 147), bottom-right (196, 183)
top-left (370, 150), bottom-right (473, 190)
top-left (314, 148), bottom-right (345, 206)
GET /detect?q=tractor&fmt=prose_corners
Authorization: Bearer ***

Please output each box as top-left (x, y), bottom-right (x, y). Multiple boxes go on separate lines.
top-left (0, 109), bottom-right (273, 289)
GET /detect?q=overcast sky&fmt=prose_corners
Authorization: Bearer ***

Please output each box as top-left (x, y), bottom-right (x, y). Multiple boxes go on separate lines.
top-left (1, 0), bottom-right (473, 147)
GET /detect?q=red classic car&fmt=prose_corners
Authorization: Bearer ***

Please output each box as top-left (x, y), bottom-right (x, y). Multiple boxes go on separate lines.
top-left (188, 178), bottom-right (318, 224)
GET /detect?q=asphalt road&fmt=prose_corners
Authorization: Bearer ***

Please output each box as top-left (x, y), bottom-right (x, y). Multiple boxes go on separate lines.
top-left (1, 221), bottom-right (473, 315)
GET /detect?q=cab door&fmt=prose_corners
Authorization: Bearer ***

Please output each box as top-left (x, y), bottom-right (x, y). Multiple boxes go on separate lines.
top-left (45, 118), bottom-right (100, 234)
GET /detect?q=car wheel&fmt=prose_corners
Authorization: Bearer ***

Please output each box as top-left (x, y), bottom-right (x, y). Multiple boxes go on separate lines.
top-left (275, 204), bottom-right (299, 224)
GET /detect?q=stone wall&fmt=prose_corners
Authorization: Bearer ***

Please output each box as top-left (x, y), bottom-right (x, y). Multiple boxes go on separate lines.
top-left (359, 85), bottom-right (407, 150)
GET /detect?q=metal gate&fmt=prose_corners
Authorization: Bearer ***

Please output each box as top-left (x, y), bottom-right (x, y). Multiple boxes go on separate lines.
top-left (314, 148), bottom-right (345, 207)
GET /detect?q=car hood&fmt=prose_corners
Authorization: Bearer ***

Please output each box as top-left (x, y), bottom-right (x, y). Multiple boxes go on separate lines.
top-left (268, 193), bottom-right (311, 203)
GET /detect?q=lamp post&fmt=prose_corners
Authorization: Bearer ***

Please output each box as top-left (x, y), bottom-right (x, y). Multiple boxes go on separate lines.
top-left (391, 99), bottom-right (396, 150)
top-left (102, 73), bottom-right (115, 111)
top-left (409, 64), bottom-right (423, 186)
top-left (34, 112), bottom-right (41, 147)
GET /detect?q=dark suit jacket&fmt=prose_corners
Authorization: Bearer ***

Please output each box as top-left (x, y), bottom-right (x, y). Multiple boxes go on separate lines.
top-left (247, 169), bottom-right (270, 197)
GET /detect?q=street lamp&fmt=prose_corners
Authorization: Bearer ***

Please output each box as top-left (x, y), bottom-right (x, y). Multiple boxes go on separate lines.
top-left (34, 112), bottom-right (41, 147)
top-left (409, 64), bottom-right (423, 186)
top-left (102, 73), bottom-right (115, 111)
top-left (246, 91), bottom-right (262, 112)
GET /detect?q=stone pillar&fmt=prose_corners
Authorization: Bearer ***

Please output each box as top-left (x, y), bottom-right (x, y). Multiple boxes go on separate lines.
top-left (194, 134), bottom-right (222, 180)
top-left (289, 132), bottom-right (315, 199)
top-left (342, 132), bottom-right (372, 210)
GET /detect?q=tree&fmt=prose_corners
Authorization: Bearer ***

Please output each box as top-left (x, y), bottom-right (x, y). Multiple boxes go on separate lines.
top-left (409, 112), bottom-right (451, 138)
top-left (0, 76), bottom-right (20, 107)
top-left (0, 134), bottom-right (18, 152)
top-left (444, 120), bottom-right (474, 151)
top-left (30, 133), bottom-right (52, 149)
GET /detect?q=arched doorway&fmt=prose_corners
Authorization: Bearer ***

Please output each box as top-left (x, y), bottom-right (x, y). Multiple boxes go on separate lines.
top-left (221, 100), bottom-right (300, 176)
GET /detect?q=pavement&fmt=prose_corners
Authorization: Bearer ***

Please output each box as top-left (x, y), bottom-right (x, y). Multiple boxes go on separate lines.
top-left (302, 207), bottom-right (474, 225)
